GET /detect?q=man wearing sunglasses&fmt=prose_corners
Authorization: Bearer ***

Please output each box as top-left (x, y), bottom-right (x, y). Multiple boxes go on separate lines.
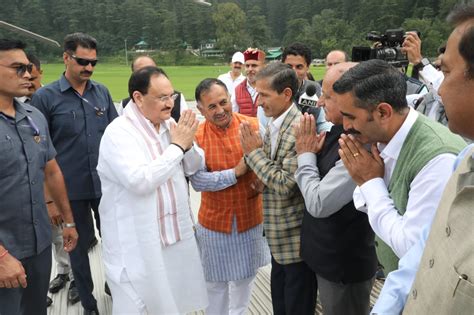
top-left (31, 32), bottom-right (117, 315)
top-left (0, 39), bottom-right (78, 315)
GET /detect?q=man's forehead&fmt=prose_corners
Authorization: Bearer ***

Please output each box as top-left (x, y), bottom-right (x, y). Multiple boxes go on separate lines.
top-left (0, 49), bottom-right (28, 63)
top-left (285, 54), bottom-right (306, 63)
top-left (442, 24), bottom-right (466, 67)
top-left (246, 60), bottom-right (260, 66)
top-left (327, 51), bottom-right (345, 61)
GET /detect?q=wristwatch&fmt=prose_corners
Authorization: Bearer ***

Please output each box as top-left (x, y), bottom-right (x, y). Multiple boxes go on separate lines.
top-left (414, 57), bottom-right (431, 70)
top-left (63, 222), bottom-right (76, 228)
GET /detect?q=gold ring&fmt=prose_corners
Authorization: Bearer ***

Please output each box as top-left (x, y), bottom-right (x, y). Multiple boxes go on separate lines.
top-left (353, 152), bottom-right (360, 157)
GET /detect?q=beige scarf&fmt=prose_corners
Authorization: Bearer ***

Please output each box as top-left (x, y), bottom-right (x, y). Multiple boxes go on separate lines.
top-left (123, 101), bottom-right (181, 247)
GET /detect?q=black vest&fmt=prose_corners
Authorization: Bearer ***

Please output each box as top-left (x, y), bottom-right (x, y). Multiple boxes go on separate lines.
top-left (122, 91), bottom-right (182, 122)
top-left (300, 125), bottom-right (377, 283)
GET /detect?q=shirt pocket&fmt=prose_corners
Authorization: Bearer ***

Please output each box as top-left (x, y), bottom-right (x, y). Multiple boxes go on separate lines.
top-left (54, 111), bottom-right (79, 137)
top-left (0, 137), bottom-right (20, 177)
top-left (95, 113), bottom-right (109, 133)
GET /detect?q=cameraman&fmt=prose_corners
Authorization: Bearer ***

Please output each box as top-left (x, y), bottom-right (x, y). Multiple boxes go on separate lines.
top-left (402, 31), bottom-right (444, 91)
top-left (402, 32), bottom-right (454, 128)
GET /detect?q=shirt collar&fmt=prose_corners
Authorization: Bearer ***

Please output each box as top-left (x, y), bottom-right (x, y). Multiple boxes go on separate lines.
top-left (246, 79), bottom-right (256, 92)
top-left (13, 99), bottom-right (33, 122)
top-left (59, 73), bottom-right (93, 93)
top-left (378, 107), bottom-right (418, 161)
top-left (156, 119), bottom-right (173, 135)
top-left (270, 103), bottom-right (294, 132)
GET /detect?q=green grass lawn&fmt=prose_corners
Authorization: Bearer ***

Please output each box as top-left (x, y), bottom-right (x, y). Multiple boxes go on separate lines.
top-left (41, 63), bottom-right (327, 102)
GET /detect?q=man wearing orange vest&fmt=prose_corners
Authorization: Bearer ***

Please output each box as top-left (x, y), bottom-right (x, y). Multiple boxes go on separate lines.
top-left (191, 78), bottom-right (270, 315)
top-left (231, 48), bottom-right (266, 118)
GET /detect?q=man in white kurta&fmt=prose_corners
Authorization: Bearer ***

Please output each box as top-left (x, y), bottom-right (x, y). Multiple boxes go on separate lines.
top-left (97, 66), bottom-right (208, 314)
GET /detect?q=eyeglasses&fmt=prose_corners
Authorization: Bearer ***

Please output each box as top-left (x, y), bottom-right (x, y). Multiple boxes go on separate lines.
top-left (158, 93), bottom-right (179, 103)
top-left (0, 63), bottom-right (33, 77)
top-left (69, 54), bottom-right (98, 67)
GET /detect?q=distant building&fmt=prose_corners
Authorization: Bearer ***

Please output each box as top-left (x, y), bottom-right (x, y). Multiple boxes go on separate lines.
top-left (134, 40), bottom-right (151, 53)
top-left (200, 39), bottom-right (224, 58)
top-left (265, 47), bottom-right (283, 61)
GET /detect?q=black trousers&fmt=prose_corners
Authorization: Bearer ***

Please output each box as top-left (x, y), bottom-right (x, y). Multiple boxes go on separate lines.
top-left (69, 198), bottom-right (100, 310)
top-left (270, 256), bottom-right (317, 315)
top-left (0, 246), bottom-right (52, 315)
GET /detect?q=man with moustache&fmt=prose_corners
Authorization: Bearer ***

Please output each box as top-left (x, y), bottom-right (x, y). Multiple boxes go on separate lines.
top-left (97, 66), bottom-right (208, 314)
top-left (240, 62), bottom-right (317, 315)
top-left (218, 52), bottom-right (246, 97)
top-left (31, 32), bottom-right (117, 315)
top-left (0, 39), bottom-right (78, 315)
top-left (372, 3), bottom-right (474, 313)
top-left (295, 62), bottom-right (377, 315)
top-left (334, 59), bottom-right (465, 277)
top-left (190, 78), bottom-right (270, 315)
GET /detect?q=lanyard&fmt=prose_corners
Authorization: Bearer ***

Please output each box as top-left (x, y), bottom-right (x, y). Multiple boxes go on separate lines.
top-left (73, 90), bottom-right (105, 116)
top-left (1, 112), bottom-right (41, 143)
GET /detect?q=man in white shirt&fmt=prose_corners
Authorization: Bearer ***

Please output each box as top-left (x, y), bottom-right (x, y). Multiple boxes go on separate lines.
top-left (217, 51), bottom-right (245, 97)
top-left (97, 66), bottom-right (208, 314)
top-left (335, 59), bottom-right (465, 276)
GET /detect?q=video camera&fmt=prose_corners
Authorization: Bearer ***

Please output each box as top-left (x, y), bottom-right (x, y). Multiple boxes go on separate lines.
top-left (352, 28), bottom-right (420, 68)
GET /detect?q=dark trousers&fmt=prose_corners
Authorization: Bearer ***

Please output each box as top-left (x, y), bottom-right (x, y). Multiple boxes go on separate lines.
top-left (0, 246), bottom-right (52, 315)
top-left (317, 274), bottom-right (375, 315)
top-left (69, 198), bottom-right (100, 310)
top-left (270, 256), bottom-right (317, 315)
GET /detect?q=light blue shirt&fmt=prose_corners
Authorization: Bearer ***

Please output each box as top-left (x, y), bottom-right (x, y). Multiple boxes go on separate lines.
top-left (189, 167), bottom-right (236, 192)
top-left (372, 143), bottom-right (474, 315)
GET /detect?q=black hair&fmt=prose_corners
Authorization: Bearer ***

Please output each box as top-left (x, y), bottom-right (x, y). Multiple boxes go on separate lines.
top-left (63, 32), bottom-right (97, 54)
top-left (282, 42), bottom-right (312, 66)
top-left (447, 3), bottom-right (474, 79)
top-left (195, 78), bottom-right (228, 103)
top-left (26, 53), bottom-right (41, 70)
top-left (333, 59), bottom-right (408, 112)
top-left (255, 62), bottom-right (298, 98)
top-left (0, 39), bottom-right (26, 51)
top-left (128, 66), bottom-right (168, 101)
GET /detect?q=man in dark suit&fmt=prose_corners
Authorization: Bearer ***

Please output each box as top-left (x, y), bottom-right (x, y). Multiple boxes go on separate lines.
top-left (295, 62), bottom-right (377, 315)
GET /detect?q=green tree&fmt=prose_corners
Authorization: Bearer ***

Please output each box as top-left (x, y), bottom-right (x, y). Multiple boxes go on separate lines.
top-left (282, 18), bottom-right (312, 47)
top-left (246, 6), bottom-right (272, 48)
top-left (310, 9), bottom-right (357, 58)
top-left (212, 3), bottom-right (248, 56)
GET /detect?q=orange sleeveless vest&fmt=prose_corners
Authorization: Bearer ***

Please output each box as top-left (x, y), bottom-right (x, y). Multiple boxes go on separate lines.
top-left (195, 113), bottom-right (263, 233)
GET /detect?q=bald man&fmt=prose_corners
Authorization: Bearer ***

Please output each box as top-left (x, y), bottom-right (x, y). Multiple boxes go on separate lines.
top-left (325, 50), bottom-right (348, 70)
top-left (118, 55), bottom-right (188, 117)
top-left (295, 62), bottom-right (376, 315)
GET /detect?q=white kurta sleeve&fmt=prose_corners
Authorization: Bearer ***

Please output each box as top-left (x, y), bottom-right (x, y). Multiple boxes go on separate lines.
top-left (182, 143), bottom-right (205, 176)
top-left (98, 123), bottom-right (186, 195)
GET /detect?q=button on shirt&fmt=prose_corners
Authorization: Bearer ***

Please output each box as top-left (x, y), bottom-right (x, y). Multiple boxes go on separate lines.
top-left (353, 108), bottom-right (457, 258)
top-left (31, 75), bottom-right (118, 200)
top-left (372, 144), bottom-right (474, 315)
top-left (0, 101), bottom-right (56, 259)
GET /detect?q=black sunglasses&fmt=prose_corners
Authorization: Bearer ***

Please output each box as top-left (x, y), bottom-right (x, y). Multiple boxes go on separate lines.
top-left (0, 63), bottom-right (33, 77)
top-left (69, 54), bottom-right (98, 67)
